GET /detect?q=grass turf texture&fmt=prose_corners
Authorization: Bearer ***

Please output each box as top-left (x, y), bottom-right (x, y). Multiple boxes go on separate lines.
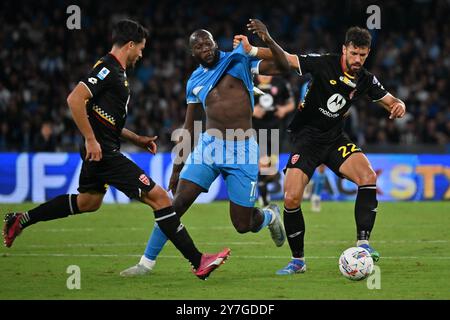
top-left (0, 201), bottom-right (449, 300)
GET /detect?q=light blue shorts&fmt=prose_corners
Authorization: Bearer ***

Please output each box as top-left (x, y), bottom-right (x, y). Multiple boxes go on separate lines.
top-left (180, 132), bottom-right (259, 207)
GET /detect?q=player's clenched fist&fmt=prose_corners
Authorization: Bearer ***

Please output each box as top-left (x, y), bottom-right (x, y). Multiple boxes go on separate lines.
top-left (233, 34), bottom-right (251, 51)
top-left (389, 102), bottom-right (406, 119)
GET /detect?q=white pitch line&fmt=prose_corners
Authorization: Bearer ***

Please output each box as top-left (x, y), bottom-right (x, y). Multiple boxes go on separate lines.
top-left (27, 226), bottom-right (237, 233)
top-left (2, 253), bottom-right (450, 260)
top-left (16, 239), bottom-right (450, 249)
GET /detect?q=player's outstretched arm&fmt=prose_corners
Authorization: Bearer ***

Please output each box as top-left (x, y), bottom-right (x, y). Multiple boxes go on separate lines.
top-left (121, 128), bottom-right (158, 154)
top-left (377, 93), bottom-right (406, 119)
top-left (246, 19), bottom-right (289, 73)
top-left (67, 83), bottom-right (102, 161)
top-left (168, 103), bottom-right (203, 193)
top-left (233, 34), bottom-right (299, 72)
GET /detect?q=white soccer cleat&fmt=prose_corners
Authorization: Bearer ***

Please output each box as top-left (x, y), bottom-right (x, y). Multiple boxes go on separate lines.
top-left (266, 204), bottom-right (286, 247)
top-left (120, 256), bottom-right (155, 277)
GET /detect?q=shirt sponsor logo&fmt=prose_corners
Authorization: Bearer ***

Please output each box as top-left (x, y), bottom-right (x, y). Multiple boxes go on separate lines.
top-left (319, 107), bottom-right (341, 118)
top-left (326, 93), bottom-right (346, 113)
top-left (97, 67), bottom-right (110, 80)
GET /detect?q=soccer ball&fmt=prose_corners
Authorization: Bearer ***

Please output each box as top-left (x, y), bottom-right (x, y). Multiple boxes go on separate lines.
top-left (338, 247), bottom-right (374, 281)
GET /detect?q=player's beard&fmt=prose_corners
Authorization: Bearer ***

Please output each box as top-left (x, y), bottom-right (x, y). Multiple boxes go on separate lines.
top-left (198, 49), bottom-right (219, 68)
top-left (127, 56), bottom-right (139, 69)
top-left (346, 57), bottom-right (361, 74)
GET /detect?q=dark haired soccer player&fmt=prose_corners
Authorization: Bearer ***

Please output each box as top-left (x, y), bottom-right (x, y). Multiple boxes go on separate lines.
top-left (235, 24), bottom-right (406, 274)
top-left (3, 19), bottom-right (229, 280)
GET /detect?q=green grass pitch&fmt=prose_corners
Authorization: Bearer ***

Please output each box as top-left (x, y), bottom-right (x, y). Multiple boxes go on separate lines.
top-left (0, 201), bottom-right (449, 300)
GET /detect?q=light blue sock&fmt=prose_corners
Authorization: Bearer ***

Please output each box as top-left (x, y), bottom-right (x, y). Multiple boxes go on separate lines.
top-left (253, 208), bottom-right (272, 233)
top-left (144, 223), bottom-right (168, 260)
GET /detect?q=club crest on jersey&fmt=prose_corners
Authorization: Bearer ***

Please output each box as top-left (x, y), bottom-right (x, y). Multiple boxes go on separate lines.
top-left (97, 67), bottom-right (110, 80)
top-left (139, 174), bottom-right (150, 186)
top-left (291, 154), bottom-right (300, 164)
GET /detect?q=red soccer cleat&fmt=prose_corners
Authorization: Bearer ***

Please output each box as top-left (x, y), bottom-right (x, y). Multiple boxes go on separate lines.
top-left (3, 213), bottom-right (24, 248)
top-left (193, 247), bottom-right (231, 280)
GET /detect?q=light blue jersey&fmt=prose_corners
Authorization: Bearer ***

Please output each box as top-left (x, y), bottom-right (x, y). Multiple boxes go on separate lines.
top-left (181, 43), bottom-right (262, 207)
top-left (186, 43), bottom-right (261, 109)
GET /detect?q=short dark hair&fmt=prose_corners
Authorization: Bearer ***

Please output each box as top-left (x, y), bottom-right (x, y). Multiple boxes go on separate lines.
top-left (345, 27), bottom-right (372, 48)
top-left (112, 19), bottom-right (148, 46)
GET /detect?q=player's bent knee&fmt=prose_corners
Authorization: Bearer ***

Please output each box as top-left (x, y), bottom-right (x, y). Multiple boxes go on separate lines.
top-left (284, 192), bottom-right (302, 209)
top-left (357, 169), bottom-right (377, 186)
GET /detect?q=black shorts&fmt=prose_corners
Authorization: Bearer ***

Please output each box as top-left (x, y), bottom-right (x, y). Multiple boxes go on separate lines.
top-left (77, 150), bottom-right (156, 199)
top-left (285, 130), bottom-right (362, 180)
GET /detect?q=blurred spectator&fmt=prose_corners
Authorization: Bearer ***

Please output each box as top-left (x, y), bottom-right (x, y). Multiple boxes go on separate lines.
top-left (33, 122), bottom-right (57, 152)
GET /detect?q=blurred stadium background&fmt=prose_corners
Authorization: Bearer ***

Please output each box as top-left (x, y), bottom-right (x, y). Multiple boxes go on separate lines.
top-left (0, 0), bottom-right (448, 203)
top-left (0, 0), bottom-right (449, 300)
top-left (0, 0), bottom-right (448, 153)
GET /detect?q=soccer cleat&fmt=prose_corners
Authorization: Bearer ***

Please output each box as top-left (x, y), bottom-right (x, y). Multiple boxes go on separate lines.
top-left (193, 247), bottom-right (231, 280)
top-left (267, 204), bottom-right (286, 247)
top-left (358, 243), bottom-right (380, 262)
top-left (276, 259), bottom-right (307, 275)
top-left (3, 213), bottom-right (24, 248)
top-left (120, 257), bottom-right (156, 277)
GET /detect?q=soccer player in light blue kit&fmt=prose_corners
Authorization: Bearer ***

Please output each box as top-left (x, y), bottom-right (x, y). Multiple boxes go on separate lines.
top-left (121, 19), bottom-right (290, 276)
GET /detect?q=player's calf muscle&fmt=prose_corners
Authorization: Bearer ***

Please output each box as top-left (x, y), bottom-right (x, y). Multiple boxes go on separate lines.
top-left (141, 185), bottom-right (171, 210)
top-left (77, 193), bottom-right (103, 212)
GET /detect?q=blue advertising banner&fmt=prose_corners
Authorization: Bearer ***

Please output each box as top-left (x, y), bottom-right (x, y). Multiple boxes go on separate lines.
top-left (0, 153), bottom-right (449, 203)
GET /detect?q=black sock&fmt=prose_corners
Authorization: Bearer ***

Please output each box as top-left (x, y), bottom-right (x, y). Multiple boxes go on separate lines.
top-left (250, 207), bottom-right (265, 233)
top-left (283, 206), bottom-right (305, 258)
top-left (22, 194), bottom-right (80, 229)
top-left (154, 206), bottom-right (202, 269)
top-left (355, 185), bottom-right (378, 240)
top-left (258, 180), bottom-right (269, 206)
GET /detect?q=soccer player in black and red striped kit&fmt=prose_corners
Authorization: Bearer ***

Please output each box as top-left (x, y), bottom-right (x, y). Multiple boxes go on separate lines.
top-left (235, 22), bottom-right (406, 274)
top-left (3, 19), bottom-right (229, 280)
